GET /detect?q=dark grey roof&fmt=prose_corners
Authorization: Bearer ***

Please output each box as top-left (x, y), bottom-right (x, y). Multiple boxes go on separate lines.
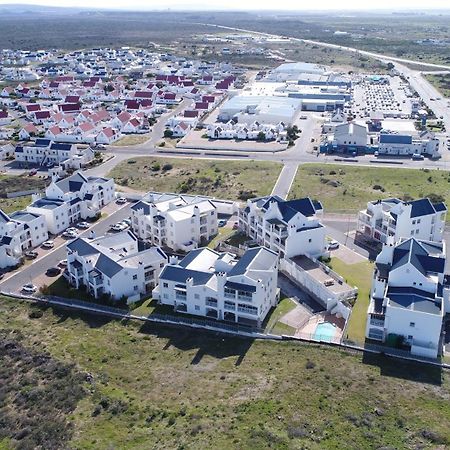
top-left (159, 264), bottom-right (214, 285)
top-left (0, 236), bottom-right (13, 245)
top-left (387, 287), bottom-right (441, 315)
top-left (95, 253), bottom-right (122, 278)
top-left (9, 211), bottom-right (39, 223)
top-left (409, 198), bottom-right (439, 218)
top-left (391, 238), bottom-right (445, 276)
top-left (55, 172), bottom-right (88, 193)
top-left (67, 238), bottom-right (98, 256)
top-left (224, 280), bottom-right (256, 293)
top-left (0, 209), bottom-right (10, 223)
top-left (260, 196), bottom-right (320, 222)
top-left (50, 142), bottom-right (72, 151)
top-left (229, 247), bottom-right (276, 276)
top-left (131, 200), bottom-right (151, 215)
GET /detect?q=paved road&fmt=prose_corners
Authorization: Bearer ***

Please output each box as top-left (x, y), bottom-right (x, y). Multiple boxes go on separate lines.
top-left (0, 203), bottom-right (133, 293)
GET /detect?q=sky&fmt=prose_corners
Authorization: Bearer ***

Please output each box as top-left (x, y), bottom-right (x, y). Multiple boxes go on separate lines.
top-left (1, 0), bottom-right (450, 10)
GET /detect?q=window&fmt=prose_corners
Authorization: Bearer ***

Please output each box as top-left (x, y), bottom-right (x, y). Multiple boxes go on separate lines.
top-left (163, 282), bottom-right (168, 288)
top-left (412, 220), bottom-right (416, 225)
top-left (409, 322), bottom-right (415, 328)
top-left (163, 293), bottom-right (168, 299)
top-left (417, 219), bottom-right (421, 224)
top-left (134, 285), bottom-right (138, 291)
top-left (194, 305), bottom-right (200, 311)
top-left (408, 335), bottom-right (413, 340)
top-left (132, 274), bottom-right (137, 280)
top-left (308, 238), bottom-right (312, 243)
top-left (194, 293), bottom-right (200, 299)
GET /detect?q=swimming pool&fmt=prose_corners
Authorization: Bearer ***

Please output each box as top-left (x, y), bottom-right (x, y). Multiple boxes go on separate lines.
top-left (313, 322), bottom-right (337, 342)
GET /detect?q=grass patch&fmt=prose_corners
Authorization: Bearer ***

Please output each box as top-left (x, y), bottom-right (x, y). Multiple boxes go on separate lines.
top-left (41, 277), bottom-right (98, 303)
top-left (289, 164), bottom-right (450, 215)
top-left (0, 195), bottom-right (33, 214)
top-left (108, 157), bottom-right (282, 200)
top-left (0, 295), bottom-right (449, 449)
top-left (329, 257), bottom-right (374, 344)
top-left (111, 134), bottom-right (151, 146)
top-left (424, 74), bottom-right (450, 98)
top-left (207, 227), bottom-right (234, 249)
top-left (264, 297), bottom-right (297, 335)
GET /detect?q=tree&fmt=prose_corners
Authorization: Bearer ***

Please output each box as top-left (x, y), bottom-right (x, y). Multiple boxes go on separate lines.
top-left (256, 131), bottom-right (266, 141)
top-left (164, 129), bottom-right (173, 138)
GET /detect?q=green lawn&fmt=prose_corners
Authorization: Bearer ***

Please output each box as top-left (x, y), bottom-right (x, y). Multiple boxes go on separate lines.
top-left (207, 227), bottom-right (234, 249)
top-left (329, 257), bottom-right (374, 344)
top-left (0, 174), bottom-right (48, 213)
top-left (264, 297), bottom-right (297, 335)
top-left (0, 295), bottom-right (449, 449)
top-left (424, 74), bottom-right (450, 98)
top-left (111, 134), bottom-right (151, 146)
top-left (289, 164), bottom-right (450, 214)
top-left (108, 157), bottom-right (282, 200)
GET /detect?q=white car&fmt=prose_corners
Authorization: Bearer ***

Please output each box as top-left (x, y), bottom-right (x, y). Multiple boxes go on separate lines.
top-left (42, 240), bottom-right (54, 249)
top-left (22, 283), bottom-right (37, 294)
top-left (77, 222), bottom-right (90, 229)
top-left (63, 230), bottom-right (78, 239)
top-left (328, 240), bottom-right (340, 250)
top-left (110, 223), bottom-right (127, 232)
top-left (116, 197), bottom-right (127, 204)
top-left (66, 227), bottom-right (78, 233)
top-left (59, 259), bottom-right (68, 268)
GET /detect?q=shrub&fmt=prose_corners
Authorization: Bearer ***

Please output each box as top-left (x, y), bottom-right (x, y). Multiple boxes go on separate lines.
top-left (305, 360), bottom-right (315, 370)
top-left (28, 309), bottom-right (43, 319)
top-left (151, 163), bottom-right (160, 171)
top-left (162, 164), bottom-right (173, 172)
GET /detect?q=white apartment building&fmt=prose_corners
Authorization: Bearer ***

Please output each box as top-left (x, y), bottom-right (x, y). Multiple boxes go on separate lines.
top-left (238, 196), bottom-right (327, 258)
top-left (131, 193), bottom-right (218, 252)
top-left (154, 246), bottom-right (279, 326)
top-left (357, 197), bottom-right (446, 246)
top-left (66, 231), bottom-right (168, 303)
top-left (27, 171), bottom-right (115, 234)
top-left (14, 139), bottom-right (79, 166)
top-left (366, 238), bottom-right (449, 358)
top-left (0, 209), bottom-right (48, 268)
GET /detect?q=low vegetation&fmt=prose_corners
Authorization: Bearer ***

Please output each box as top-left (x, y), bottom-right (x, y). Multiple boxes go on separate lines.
top-left (0, 296), bottom-right (449, 449)
top-left (111, 134), bottom-right (151, 146)
top-left (289, 164), bottom-right (450, 215)
top-left (108, 157), bottom-right (282, 200)
top-left (424, 74), bottom-right (450, 98)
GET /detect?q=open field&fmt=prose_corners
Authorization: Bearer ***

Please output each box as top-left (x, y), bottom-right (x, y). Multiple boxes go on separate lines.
top-left (111, 134), bottom-right (151, 147)
top-left (0, 175), bottom-right (48, 214)
top-left (328, 257), bottom-right (374, 344)
top-left (289, 164), bottom-right (450, 214)
top-left (425, 74), bottom-right (450, 99)
top-left (108, 157), bottom-right (282, 200)
top-left (0, 295), bottom-right (449, 449)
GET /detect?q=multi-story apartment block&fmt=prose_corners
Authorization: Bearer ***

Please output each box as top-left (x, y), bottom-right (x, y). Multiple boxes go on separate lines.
top-left (131, 193), bottom-right (218, 252)
top-left (357, 197), bottom-right (446, 246)
top-left (66, 231), bottom-right (168, 302)
top-left (366, 237), bottom-right (449, 358)
top-left (14, 139), bottom-right (79, 166)
top-left (27, 171), bottom-right (115, 234)
top-left (238, 196), bottom-right (327, 258)
top-left (0, 209), bottom-right (48, 268)
top-left (153, 246), bottom-right (279, 326)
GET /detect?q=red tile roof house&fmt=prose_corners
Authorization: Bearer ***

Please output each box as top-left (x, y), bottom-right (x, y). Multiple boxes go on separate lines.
top-left (202, 95), bottom-right (215, 104)
top-left (45, 125), bottom-right (63, 140)
top-left (157, 92), bottom-right (178, 105)
top-left (65, 95), bottom-right (80, 103)
top-left (0, 110), bottom-right (11, 125)
top-left (122, 118), bottom-right (142, 134)
top-left (134, 91), bottom-right (154, 99)
top-left (195, 102), bottom-right (209, 111)
top-left (19, 124), bottom-right (39, 140)
top-left (25, 103), bottom-right (41, 114)
top-left (33, 110), bottom-right (51, 124)
top-left (58, 103), bottom-right (81, 114)
top-left (172, 121), bottom-right (191, 137)
top-left (125, 99), bottom-right (141, 111)
top-left (184, 110), bottom-right (199, 118)
top-left (111, 111), bottom-right (132, 129)
top-left (96, 127), bottom-right (120, 144)
top-left (1, 87), bottom-right (13, 97)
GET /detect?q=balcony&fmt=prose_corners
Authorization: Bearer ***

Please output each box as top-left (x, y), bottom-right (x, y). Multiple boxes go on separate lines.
top-left (369, 317), bottom-right (385, 327)
top-left (175, 303), bottom-right (187, 312)
top-left (224, 302), bottom-right (235, 311)
top-left (206, 299), bottom-right (218, 308)
top-left (237, 306), bottom-right (257, 316)
top-left (200, 217), bottom-right (208, 225)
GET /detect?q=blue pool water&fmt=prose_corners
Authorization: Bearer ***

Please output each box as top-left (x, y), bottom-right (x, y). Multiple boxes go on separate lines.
top-left (313, 322), bottom-right (337, 342)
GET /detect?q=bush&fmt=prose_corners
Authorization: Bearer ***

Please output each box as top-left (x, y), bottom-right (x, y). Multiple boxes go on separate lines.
top-left (427, 193), bottom-right (445, 204)
top-left (28, 309), bottom-right (44, 319)
top-left (151, 163), bottom-right (160, 171)
top-left (162, 164), bottom-right (173, 172)
top-left (373, 184), bottom-right (385, 192)
top-left (305, 360), bottom-right (315, 370)
top-left (164, 129), bottom-right (173, 138)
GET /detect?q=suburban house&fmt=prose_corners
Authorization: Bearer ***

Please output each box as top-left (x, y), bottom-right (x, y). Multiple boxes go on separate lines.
top-left (65, 231), bottom-right (168, 302)
top-left (15, 139), bottom-right (79, 167)
top-left (357, 198), bottom-right (446, 246)
top-left (27, 171), bottom-right (115, 234)
top-left (239, 196), bottom-right (327, 258)
top-left (366, 237), bottom-right (449, 358)
top-left (153, 246), bottom-right (279, 326)
top-left (131, 192), bottom-right (218, 252)
top-left (0, 209), bottom-right (48, 268)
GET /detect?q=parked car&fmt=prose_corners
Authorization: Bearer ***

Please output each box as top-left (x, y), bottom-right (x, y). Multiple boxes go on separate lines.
top-left (22, 283), bottom-right (37, 294)
top-left (77, 222), bottom-right (90, 229)
top-left (24, 250), bottom-right (38, 259)
top-left (412, 153), bottom-right (424, 161)
top-left (46, 266), bottom-right (61, 277)
top-left (218, 219), bottom-right (227, 227)
top-left (116, 197), bottom-right (127, 204)
top-left (110, 223), bottom-right (127, 232)
top-left (328, 240), bottom-right (340, 250)
top-left (122, 219), bottom-right (132, 227)
top-left (63, 230), bottom-right (78, 239)
top-left (41, 240), bottom-right (54, 249)
top-left (66, 227), bottom-right (78, 233)
top-left (58, 259), bottom-right (68, 268)
top-left (28, 169), bottom-right (37, 176)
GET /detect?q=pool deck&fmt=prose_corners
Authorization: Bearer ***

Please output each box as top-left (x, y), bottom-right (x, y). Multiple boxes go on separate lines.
top-left (296, 313), bottom-right (345, 342)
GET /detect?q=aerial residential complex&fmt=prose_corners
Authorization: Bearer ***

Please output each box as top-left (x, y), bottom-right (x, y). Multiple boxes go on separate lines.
top-left (154, 246), bottom-right (279, 326)
top-left (66, 231), bottom-right (168, 302)
top-left (357, 197), bottom-right (446, 246)
top-left (130, 193), bottom-right (218, 252)
top-left (238, 196), bottom-right (327, 258)
top-left (366, 238), bottom-right (449, 358)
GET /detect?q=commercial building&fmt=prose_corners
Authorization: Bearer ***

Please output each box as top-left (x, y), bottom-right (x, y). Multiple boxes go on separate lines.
top-left (377, 131), bottom-right (440, 158)
top-left (238, 196), bottom-right (327, 259)
top-left (154, 246), bottom-right (279, 326)
top-left (366, 238), bottom-right (449, 358)
top-left (131, 192), bottom-right (218, 252)
top-left (357, 198), bottom-right (446, 246)
top-left (66, 231), bottom-right (168, 302)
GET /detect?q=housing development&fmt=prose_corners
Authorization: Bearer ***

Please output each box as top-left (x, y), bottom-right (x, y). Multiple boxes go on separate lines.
top-left (0, 4), bottom-right (450, 450)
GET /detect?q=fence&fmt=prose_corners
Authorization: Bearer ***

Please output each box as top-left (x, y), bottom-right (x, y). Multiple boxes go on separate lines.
top-left (6, 189), bottom-right (41, 198)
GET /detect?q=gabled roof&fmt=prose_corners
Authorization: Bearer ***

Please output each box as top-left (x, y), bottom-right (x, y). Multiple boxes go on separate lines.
top-left (54, 171), bottom-right (88, 193)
